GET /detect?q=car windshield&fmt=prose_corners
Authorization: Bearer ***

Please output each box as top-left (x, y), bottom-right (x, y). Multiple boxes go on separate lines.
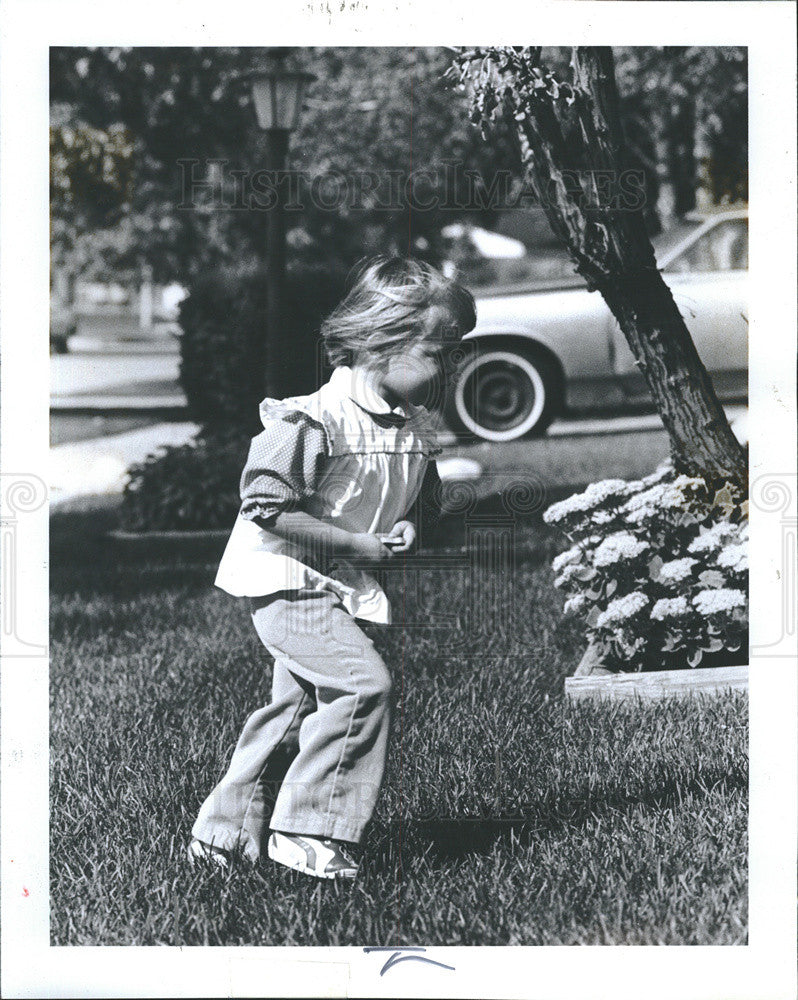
top-left (651, 220), bottom-right (704, 260)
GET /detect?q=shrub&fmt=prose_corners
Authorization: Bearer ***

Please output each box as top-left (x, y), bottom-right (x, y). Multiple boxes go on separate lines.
top-left (178, 262), bottom-right (348, 432)
top-left (544, 462), bottom-right (748, 672)
top-left (120, 429), bottom-right (251, 531)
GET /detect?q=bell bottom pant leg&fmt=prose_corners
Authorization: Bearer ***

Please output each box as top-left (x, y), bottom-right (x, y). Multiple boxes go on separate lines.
top-left (192, 590), bottom-right (392, 859)
top-left (192, 651), bottom-right (317, 862)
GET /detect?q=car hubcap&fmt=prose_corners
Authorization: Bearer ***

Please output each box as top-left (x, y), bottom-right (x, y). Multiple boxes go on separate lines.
top-left (454, 351), bottom-right (547, 441)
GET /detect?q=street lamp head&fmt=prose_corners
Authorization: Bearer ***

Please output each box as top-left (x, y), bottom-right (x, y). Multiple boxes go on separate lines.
top-left (245, 55), bottom-right (316, 132)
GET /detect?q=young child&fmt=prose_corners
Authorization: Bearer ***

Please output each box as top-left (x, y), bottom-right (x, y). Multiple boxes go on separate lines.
top-left (189, 256), bottom-right (476, 879)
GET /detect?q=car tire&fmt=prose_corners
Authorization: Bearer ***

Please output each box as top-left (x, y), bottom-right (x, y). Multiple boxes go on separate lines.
top-left (448, 344), bottom-right (561, 442)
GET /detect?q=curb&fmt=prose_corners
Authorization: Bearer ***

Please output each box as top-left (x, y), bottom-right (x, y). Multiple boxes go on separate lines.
top-left (51, 398), bottom-right (188, 414)
top-left (106, 528), bottom-right (229, 559)
top-left (104, 528), bottom-right (483, 567)
top-left (108, 529), bottom-right (229, 542)
top-left (66, 338), bottom-right (179, 355)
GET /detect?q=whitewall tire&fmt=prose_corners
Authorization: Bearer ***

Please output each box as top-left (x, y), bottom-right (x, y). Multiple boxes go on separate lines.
top-left (451, 348), bottom-right (558, 442)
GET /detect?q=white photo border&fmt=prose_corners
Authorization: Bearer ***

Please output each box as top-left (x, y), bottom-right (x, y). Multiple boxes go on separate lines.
top-left (1, 1), bottom-right (796, 997)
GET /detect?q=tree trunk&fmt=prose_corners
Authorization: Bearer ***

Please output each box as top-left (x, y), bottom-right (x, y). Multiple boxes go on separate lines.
top-left (462, 46), bottom-right (747, 490)
top-left (596, 268), bottom-right (745, 482)
top-left (573, 49), bottom-right (744, 487)
top-left (653, 109), bottom-right (677, 229)
top-left (139, 261), bottom-right (154, 332)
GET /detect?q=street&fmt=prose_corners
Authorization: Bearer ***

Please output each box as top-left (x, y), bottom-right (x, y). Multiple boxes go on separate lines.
top-left (51, 350), bottom-right (184, 406)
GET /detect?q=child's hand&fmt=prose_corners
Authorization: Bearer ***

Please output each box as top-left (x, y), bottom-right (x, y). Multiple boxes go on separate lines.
top-left (347, 531), bottom-right (397, 564)
top-left (380, 520), bottom-right (416, 553)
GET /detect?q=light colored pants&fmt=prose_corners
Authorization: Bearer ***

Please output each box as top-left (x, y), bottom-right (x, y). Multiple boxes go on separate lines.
top-left (192, 589), bottom-right (392, 861)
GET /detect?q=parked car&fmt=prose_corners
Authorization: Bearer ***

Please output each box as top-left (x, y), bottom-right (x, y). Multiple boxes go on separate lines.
top-left (50, 296), bottom-right (77, 354)
top-left (449, 208), bottom-right (748, 441)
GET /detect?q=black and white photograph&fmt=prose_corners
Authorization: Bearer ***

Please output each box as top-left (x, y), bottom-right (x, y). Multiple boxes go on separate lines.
top-left (1, 1), bottom-right (796, 997)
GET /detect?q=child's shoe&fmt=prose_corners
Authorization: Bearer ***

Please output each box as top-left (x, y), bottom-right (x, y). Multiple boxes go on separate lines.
top-left (187, 838), bottom-right (232, 870)
top-left (267, 831), bottom-right (359, 880)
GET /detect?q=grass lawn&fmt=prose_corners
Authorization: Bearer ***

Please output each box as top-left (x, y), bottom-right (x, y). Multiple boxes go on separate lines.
top-left (448, 428), bottom-right (671, 498)
top-left (50, 497), bottom-right (747, 947)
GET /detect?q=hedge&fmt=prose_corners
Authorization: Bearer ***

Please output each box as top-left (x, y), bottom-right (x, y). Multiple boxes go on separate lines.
top-left (177, 262), bottom-right (348, 432)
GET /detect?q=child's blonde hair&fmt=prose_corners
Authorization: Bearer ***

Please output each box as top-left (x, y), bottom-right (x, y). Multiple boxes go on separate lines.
top-left (321, 255), bottom-right (476, 369)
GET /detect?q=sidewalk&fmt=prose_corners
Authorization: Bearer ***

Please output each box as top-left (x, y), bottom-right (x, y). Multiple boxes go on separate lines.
top-left (66, 333), bottom-right (179, 355)
top-left (50, 422), bottom-right (199, 508)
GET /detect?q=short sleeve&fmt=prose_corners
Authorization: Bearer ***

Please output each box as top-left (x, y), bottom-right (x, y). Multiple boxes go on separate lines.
top-left (239, 409), bottom-right (329, 525)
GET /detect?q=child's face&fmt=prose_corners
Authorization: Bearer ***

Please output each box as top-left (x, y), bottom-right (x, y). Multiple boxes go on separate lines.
top-left (378, 319), bottom-right (458, 408)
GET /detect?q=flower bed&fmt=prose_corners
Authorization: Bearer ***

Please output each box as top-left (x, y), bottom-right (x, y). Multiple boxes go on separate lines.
top-left (544, 462), bottom-right (748, 674)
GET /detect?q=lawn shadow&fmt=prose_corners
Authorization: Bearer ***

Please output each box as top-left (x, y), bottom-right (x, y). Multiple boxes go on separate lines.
top-left (368, 765), bottom-right (748, 867)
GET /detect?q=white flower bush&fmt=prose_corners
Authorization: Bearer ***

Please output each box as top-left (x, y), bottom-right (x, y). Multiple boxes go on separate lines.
top-left (543, 479), bottom-right (630, 523)
top-left (595, 591), bottom-right (649, 627)
top-left (692, 588), bottom-right (747, 615)
top-left (716, 544), bottom-right (748, 572)
top-left (593, 532), bottom-right (650, 567)
top-left (551, 544), bottom-right (583, 574)
top-left (554, 563), bottom-right (584, 588)
top-left (591, 510), bottom-right (615, 526)
top-left (658, 557), bottom-right (697, 583)
top-left (545, 462), bottom-right (749, 672)
top-left (687, 520), bottom-right (737, 553)
top-left (621, 476), bottom-right (706, 525)
top-left (651, 596), bottom-right (690, 620)
top-left (563, 594), bottom-right (587, 616)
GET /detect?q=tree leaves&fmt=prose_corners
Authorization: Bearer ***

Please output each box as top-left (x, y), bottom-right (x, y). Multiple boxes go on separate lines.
top-left (53, 46), bottom-right (524, 283)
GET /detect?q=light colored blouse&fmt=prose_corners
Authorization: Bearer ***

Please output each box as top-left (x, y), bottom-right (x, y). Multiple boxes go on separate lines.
top-left (214, 365), bottom-right (442, 623)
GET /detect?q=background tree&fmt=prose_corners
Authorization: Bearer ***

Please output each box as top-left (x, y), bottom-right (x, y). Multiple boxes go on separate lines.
top-left (50, 47), bottom-right (256, 288)
top-left (49, 46), bottom-right (521, 287)
top-left (288, 47), bottom-right (521, 265)
top-left (613, 46), bottom-right (747, 225)
top-left (450, 46), bottom-right (747, 490)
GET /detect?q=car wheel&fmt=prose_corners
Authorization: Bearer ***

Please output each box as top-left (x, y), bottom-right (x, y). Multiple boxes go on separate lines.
top-left (450, 346), bottom-right (560, 442)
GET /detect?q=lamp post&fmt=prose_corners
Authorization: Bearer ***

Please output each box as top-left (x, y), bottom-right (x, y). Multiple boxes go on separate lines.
top-left (246, 50), bottom-right (315, 397)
